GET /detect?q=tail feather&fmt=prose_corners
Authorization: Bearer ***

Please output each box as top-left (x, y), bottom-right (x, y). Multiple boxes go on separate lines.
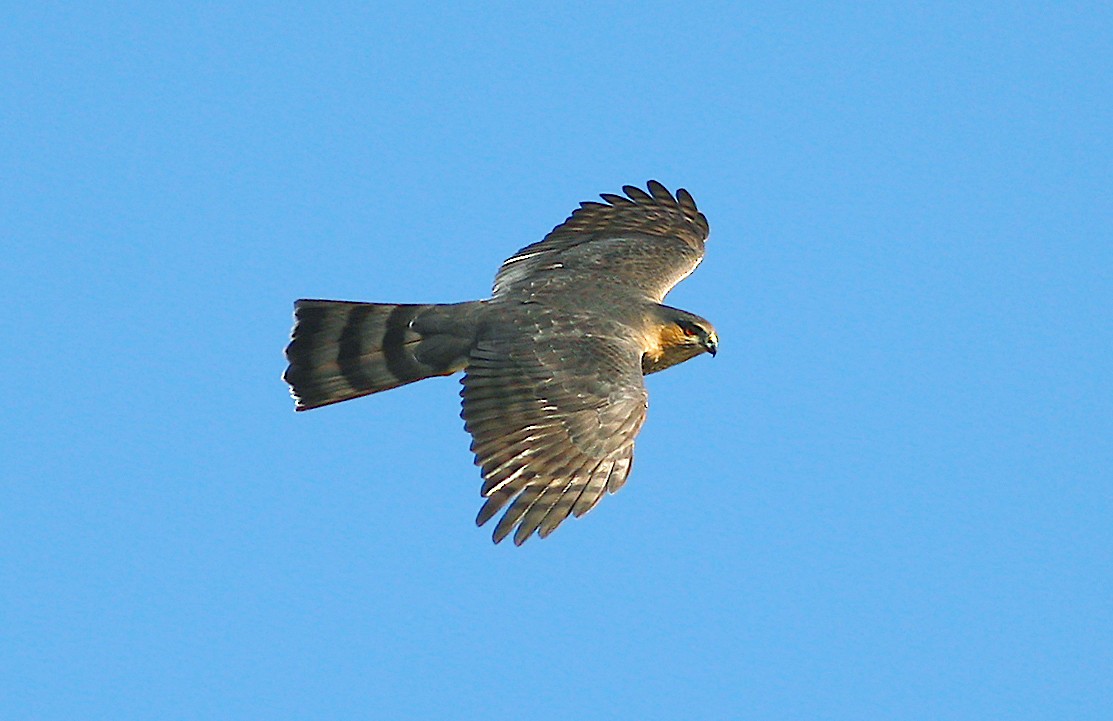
top-left (283, 299), bottom-right (480, 411)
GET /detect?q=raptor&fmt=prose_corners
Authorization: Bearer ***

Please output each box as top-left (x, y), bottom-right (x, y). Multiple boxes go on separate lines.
top-left (284, 181), bottom-right (718, 545)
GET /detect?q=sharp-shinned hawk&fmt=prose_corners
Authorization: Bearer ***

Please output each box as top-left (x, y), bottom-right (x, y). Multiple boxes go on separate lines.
top-left (284, 181), bottom-right (717, 544)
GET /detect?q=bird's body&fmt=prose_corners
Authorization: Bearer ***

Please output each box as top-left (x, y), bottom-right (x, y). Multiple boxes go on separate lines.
top-left (284, 181), bottom-right (717, 544)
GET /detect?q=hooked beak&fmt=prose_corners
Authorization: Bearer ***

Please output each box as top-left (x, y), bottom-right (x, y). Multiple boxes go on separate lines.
top-left (703, 333), bottom-right (718, 357)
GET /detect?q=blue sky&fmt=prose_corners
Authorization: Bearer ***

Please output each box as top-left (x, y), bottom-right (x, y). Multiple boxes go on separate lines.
top-left (3, 3), bottom-right (1111, 719)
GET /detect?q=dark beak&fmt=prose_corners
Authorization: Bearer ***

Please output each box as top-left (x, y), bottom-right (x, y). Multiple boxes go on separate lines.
top-left (703, 334), bottom-right (718, 357)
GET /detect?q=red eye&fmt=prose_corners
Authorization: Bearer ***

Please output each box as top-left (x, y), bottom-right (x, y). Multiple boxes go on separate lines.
top-left (682, 325), bottom-right (699, 337)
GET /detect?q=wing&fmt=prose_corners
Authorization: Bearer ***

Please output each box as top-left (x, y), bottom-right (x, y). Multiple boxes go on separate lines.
top-left (461, 323), bottom-right (648, 545)
top-left (492, 180), bottom-right (709, 302)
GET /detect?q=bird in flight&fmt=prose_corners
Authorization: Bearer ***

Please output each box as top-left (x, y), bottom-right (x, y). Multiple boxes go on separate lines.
top-left (284, 181), bottom-right (717, 545)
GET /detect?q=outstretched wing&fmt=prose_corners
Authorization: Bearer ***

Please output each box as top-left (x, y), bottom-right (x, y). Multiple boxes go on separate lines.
top-left (492, 180), bottom-right (709, 302)
top-left (460, 319), bottom-right (648, 545)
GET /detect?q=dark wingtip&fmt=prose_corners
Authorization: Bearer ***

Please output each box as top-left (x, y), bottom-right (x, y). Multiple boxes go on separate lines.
top-left (621, 184), bottom-right (654, 204)
top-left (644, 179), bottom-right (673, 202)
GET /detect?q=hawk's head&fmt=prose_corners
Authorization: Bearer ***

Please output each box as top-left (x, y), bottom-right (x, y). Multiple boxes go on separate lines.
top-left (642, 306), bottom-right (718, 375)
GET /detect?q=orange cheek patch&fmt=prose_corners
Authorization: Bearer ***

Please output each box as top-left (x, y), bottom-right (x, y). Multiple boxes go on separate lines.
top-left (655, 324), bottom-right (688, 350)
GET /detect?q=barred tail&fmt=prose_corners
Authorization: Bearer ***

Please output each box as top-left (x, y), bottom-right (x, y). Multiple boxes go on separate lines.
top-left (283, 299), bottom-right (481, 411)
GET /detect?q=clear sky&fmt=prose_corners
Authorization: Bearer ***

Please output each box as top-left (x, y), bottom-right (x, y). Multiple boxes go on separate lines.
top-left (3, 3), bottom-right (1111, 720)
